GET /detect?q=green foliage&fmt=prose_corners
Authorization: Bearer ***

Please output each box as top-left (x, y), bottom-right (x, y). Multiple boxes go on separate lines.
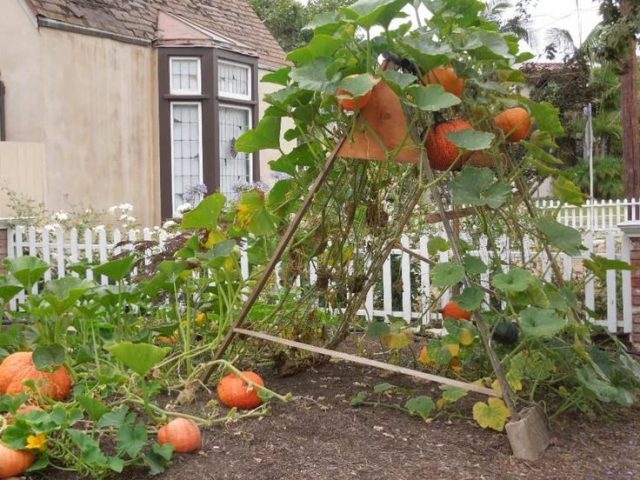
top-left (568, 155), bottom-right (625, 199)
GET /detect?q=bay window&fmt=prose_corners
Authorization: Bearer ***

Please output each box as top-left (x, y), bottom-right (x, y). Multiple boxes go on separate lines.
top-left (158, 48), bottom-right (258, 218)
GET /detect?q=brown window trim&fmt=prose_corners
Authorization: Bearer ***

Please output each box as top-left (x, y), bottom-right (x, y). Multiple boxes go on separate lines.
top-left (0, 81), bottom-right (6, 141)
top-left (158, 47), bottom-right (259, 220)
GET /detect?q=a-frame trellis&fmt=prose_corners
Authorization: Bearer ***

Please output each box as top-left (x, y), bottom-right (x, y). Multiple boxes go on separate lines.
top-left (202, 66), bottom-right (550, 461)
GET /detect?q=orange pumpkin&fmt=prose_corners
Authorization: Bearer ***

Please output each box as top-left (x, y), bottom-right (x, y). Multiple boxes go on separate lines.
top-left (0, 442), bottom-right (34, 479)
top-left (425, 119), bottom-right (473, 171)
top-left (157, 418), bottom-right (201, 453)
top-left (494, 107), bottom-right (532, 142)
top-left (337, 88), bottom-right (372, 111)
top-left (423, 66), bottom-right (464, 97)
top-left (0, 352), bottom-right (73, 401)
top-left (217, 371), bottom-right (265, 410)
top-left (442, 301), bottom-right (472, 321)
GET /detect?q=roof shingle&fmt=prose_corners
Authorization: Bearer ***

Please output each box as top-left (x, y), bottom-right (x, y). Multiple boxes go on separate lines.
top-left (26, 0), bottom-right (287, 69)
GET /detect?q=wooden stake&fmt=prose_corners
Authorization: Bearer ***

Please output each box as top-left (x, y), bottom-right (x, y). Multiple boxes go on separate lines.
top-left (235, 328), bottom-right (500, 397)
top-left (201, 139), bottom-right (345, 385)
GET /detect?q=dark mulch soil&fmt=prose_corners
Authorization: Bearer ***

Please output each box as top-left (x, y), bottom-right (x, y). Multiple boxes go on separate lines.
top-left (44, 356), bottom-right (640, 480)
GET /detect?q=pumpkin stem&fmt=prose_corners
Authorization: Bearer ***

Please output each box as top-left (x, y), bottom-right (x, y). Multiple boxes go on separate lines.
top-left (0, 415), bottom-right (7, 435)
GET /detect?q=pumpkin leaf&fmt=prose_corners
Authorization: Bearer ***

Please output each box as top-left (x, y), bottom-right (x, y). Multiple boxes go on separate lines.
top-left (143, 443), bottom-right (174, 475)
top-left (427, 236), bottom-right (449, 256)
top-left (0, 277), bottom-right (23, 303)
top-left (235, 115), bottom-right (281, 153)
top-left (405, 395), bottom-right (435, 420)
top-left (452, 286), bottom-right (484, 311)
top-left (446, 130), bottom-right (495, 151)
top-left (366, 321), bottom-right (390, 338)
top-left (93, 255), bottom-right (138, 282)
top-left (381, 330), bottom-right (412, 349)
top-left (463, 255), bottom-right (487, 275)
top-left (521, 98), bottom-right (564, 136)
top-left (350, 391), bottom-right (369, 406)
top-left (107, 343), bottom-right (170, 376)
top-left (440, 386), bottom-right (468, 404)
top-left (290, 58), bottom-right (334, 92)
top-left (42, 277), bottom-right (94, 315)
top-left (343, 0), bottom-right (408, 29)
top-left (492, 268), bottom-right (537, 293)
top-left (337, 73), bottom-right (379, 97)
top-left (431, 262), bottom-right (465, 289)
top-left (33, 344), bottom-right (66, 371)
top-left (4, 256), bottom-right (49, 292)
top-left (406, 84), bottom-right (461, 111)
top-left (535, 218), bottom-right (584, 256)
top-left (373, 382), bottom-right (396, 393)
top-left (473, 398), bottom-right (511, 431)
top-left (520, 307), bottom-right (567, 338)
top-left (236, 189), bottom-right (278, 236)
top-left (77, 395), bottom-right (110, 422)
top-left (381, 71), bottom-right (417, 91)
top-left (583, 255), bottom-right (636, 281)
top-left (451, 167), bottom-right (511, 209)
top-left (117, 421), bottom-right (148, 458)
top-left (287, 34), bottom-right (344, 64)
top-left (553, 177), bottom-right (586, 207)
top-left (181, 193), bottom-right (226, 231)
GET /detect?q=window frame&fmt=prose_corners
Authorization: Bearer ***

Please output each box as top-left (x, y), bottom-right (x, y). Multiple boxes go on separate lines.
top-left (218, 60), bottom-right (252, 101)
top-left (158, 47), bottom-right (260, 220)
top-left (169, 57), bottom-right (202, 96)
top-left (218, 103), bottom-right (254, 196)
top-left (170, 101), bottom-right (204, 214)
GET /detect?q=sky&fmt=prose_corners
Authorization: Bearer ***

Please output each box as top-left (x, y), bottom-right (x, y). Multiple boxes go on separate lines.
top-left (516, 0), bottom-right (602, 59)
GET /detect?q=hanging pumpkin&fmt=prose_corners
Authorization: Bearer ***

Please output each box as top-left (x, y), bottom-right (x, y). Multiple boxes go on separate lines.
top-left (442, 301), bottom-right (472, 321)
top-left (494, 107), bottom-right (532, 142)
top-left (217, 371), bottom-right (265, 410)
top-left (0, 352), bottom-right (73, 401)
top-left (423, 66), bottom-right (464, 97)
top-left (0, 442), bottom-right (34, 479)
top-left (157, 418), bottom-right (201, 453)
top-left (336, 75), bottom-right (373, 111)
top-left (425, 119), bottom-right (473, 171)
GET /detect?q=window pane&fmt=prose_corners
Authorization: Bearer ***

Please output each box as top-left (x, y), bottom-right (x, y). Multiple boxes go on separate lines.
top-left (218, 62), bottom-right (250, 98)
top-left (170, 58), bottom-right (200, 94)
top-left (219, 106), bottom-right (251, 196)
top-left (172, 104), bottom-right (202, 210)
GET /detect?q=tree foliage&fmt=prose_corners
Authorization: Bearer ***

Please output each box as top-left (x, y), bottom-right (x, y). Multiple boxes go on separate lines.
top-left (250, 0), bottom-right (357, 51)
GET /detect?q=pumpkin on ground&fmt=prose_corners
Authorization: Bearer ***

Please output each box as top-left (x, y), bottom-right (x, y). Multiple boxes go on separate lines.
top-left (442, 301), bottom-right (472, 321)
top-left (423, 66), bottom-right (464, 97)
top-left (425, 119), bottom-right (473, 171)
top-left (0, 442), bottom-right (34, 479)
top-left (157, 418), bottom-right (201, 453)
top-left (217, 371), bottom-right (265, 410)
top-left (494, 107), bottom-right (532, 142)
top-left (0, 352), bottom-right (73, 401)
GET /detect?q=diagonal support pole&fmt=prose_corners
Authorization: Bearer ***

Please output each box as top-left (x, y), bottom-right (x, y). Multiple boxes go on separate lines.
top-left (201, 138), bottom-right (346, 385)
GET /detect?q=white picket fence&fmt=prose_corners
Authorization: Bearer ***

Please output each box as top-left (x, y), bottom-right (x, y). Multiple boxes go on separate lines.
top-left (536, 198), bottom-right (640, 231)
top-left (5, 221), bottom-right (633, 334)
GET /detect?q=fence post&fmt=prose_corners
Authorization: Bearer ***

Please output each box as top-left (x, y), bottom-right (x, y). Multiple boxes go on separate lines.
top-left (618, 221), bottom-right (640, 349)
top-left (0, 221), bottom-right (7, 273)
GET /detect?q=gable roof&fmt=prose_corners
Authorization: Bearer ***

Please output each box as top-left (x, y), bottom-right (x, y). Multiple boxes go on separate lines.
top-left (23, 0), bottom-right (287, 69)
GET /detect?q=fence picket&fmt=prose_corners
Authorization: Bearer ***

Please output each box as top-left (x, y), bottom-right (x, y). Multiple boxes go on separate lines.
top-left (621, 233), bottom-right (633, 333)
top-left (606, 231), bottom-right (617, 332)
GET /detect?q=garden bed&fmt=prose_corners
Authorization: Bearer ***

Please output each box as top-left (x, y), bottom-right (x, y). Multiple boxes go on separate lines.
top-left (39, 358), bottom-right (639, 480)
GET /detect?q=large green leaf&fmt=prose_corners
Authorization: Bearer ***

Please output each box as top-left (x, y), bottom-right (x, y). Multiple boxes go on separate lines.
top-left (451, 166), bottom-right (511, 209)
top-left (535, 218), bottom-right (584, 256)
top-left (492, 268), bottom-right (537, 293)
top-left (117, 422), bottom-right (148, 458)
top-left (553, 176), bottom-right (585, 207)
top-left (406, 85), bottom-right (461, 111)
top-left (427, 236), bottom-right (449, 256)
top-left (0, 276), bottom-right (22, 303)
top-left (236, 189), bottom-right (277, 235)
top-left (452, 286), bottom-right (484, 311)
top-left (93, 255), bottom-right (138, 282)
top-left (473, 398), bottom-right (510, 431)
top-left (337, 73), bottom-right (379, 97)
top-left (181, 193), bottom-right (226, 231)
top-left (465, 30), bottom-right (512, 60)
top-left (405, 396), bottom-right (435, 420)
top-left (400, 35), bottom-right (453, 72)
top-left (287, 34), bottom-right (344, 64)
top-left (447, 130), bottom-right (495, 151)
top-left (235, 115), bottom-right (281, 153)
top-left (381, 71), bottom-right (418, 91)
top-left (584, 255), bottom-right (636, 281)
top-left (431, 262), bottom-right (465, 289)
top-left (42, 277), bottom-right (94, 315)
top-left (521, 99), bottom-right (564, 136)
top-left (33, 344), bottom-right (66, 371)
top-left (107, 342), bottom-right (170, 376)
top-left (289, 58), bottom-right (334, 91)
top-left (519, 307), bottom-right (567, 338)
top-left (5, 256), bottom-right (49, 291)
top-left (463, 255), bottom-right (487, 274)
top-left (343, 0), bottom-right (409, 29)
